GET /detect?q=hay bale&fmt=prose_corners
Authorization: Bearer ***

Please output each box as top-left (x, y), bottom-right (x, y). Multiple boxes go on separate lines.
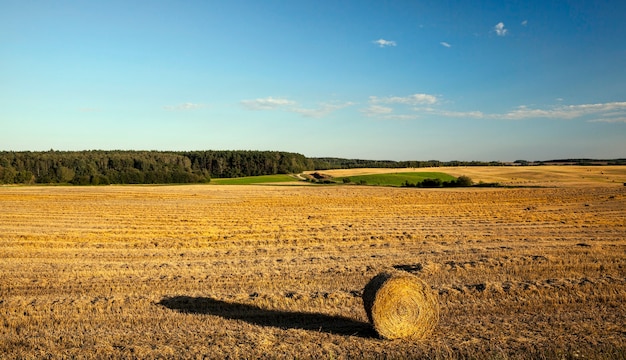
top-left (362, 271), bottom-right (439, 340)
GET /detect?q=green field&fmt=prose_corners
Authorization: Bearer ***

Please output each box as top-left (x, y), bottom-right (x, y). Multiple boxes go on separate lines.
top-left (210, 172), bottom-right (458, 186)
top-left (337, 172), bottom-right (457, 186)
top-left (210, 174), bottom-right (297, 185)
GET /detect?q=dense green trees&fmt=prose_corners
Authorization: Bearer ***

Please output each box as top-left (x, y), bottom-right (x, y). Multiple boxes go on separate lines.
top-left (0, 150), bottom-right (313, 185)
top-left (183, 151), bottom-right (312, 178)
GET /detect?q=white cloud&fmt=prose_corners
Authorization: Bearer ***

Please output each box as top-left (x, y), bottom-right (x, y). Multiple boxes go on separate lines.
top-left (373, 39), bottom-right (397, 47)
top-left (240, 97), bottom-right (295, 111)
top-left (500, 102), bottom-right (626, 120)
top-left (440, 42), bottom-right (451, 48)
top-left (163, 102), bottom-right (206, 111)
top-left (240, 97), bottom-right (353, 118)
top-left (362, 105), bottom-right (393, 116)
top-left (494, 22), bottom-right (508, 36)
top-left (291, 102), bottom-right (355, 118)
top-left (472, 102), bottom-right (626, 121)
top-left (241, 94), bottom-right (626, 124)
top-left (370, 93), bottom-right (439, 105)
top-left (500, 105), bottom-right (569, 120)
top-left (361, 105), bottom-right (419, 120)
top-left (363, 93), bottom-right (438, 119)
top-left (405, 94), bottom-right (439, 105)
top-left (362, 94), bottom-right (626, 123)
top-left (437, 110), bottom-right (485, 119)
top-left (521, 20), bottom-right (528, 26)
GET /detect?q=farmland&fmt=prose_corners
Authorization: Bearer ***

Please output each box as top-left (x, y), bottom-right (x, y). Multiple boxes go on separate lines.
top-left (210, 174), bottom-right (297, 185)
top-left (332, 172), bottom-right (457, 186)
top-left (1, 166), bottom-right (625, 359)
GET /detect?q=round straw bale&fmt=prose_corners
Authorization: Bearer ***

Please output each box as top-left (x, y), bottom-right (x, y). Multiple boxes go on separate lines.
top-left (362, 271), bottom-right (439, 340)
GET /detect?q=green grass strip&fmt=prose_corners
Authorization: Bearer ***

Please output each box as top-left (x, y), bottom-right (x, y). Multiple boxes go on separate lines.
top-left (210, 174), bottom-right (297, 185)
top-left (337, 172), bottom-right (456, 186)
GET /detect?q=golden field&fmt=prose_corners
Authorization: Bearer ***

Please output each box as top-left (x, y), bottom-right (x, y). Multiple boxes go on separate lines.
top-left (1, 166), bottom-right (625, 359)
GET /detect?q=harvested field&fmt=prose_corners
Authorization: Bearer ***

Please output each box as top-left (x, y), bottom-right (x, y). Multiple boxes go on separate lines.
top-left (314, 165), bottom-right (626, 187)
top-left (1, 168), bottom-right (625, 359)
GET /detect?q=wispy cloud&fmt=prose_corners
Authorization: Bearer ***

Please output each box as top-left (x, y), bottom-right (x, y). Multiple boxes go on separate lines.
top-left (291, 101), bottom-right (355, 118)
top-left (521, 20), bottom-right (528, 26)
top-left (240, 97), bottom-right (295, 111)
top-left (361, 105), bottom-right (421, 120)
top-left (440, 42), bottom-right (451, 48)
top-left (370, 93), bottom-right (439, 105)
top-left (362, 93), bottom-right (438, 119)
top-left (362, 93), bottom-right (626, 123)
top-left (494, 22), bottom-right (508, 36)
top-left (163, 102), bottom-right (206, 111)
top-left (444, 102), bottom-right (626, 121)
top-left (241, 95), bottom-right (626, 123)
top-left (240, 97), bottom-right (354, 118)
top-left (373, 39), bottom-right (397, 47)
top-left (431, 102), bottom-right (626, 121)
top-left (499, 102), bottom-right (626, 120)
top-left (436, 110), bottom-right (485, 118)
top-left (361, 105), bottom-right (394, 116)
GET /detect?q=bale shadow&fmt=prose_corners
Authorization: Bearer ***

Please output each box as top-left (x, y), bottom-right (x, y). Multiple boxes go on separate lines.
top-left (158, 296), bottom-right (375, 338)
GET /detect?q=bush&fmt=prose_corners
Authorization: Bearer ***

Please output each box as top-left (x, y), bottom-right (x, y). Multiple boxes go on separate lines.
top-left (402, 176), bottom-right (473, 188)
top-left (456, 175), bottom-right (473, 187)
top-left (419, 178), bottom-right (442, 188)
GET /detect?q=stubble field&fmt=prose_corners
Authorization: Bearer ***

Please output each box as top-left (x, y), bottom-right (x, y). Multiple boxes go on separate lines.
top-left (1, 166), bottom-right (625, 359)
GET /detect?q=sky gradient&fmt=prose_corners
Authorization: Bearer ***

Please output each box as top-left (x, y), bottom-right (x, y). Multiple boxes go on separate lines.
top-left (1, 0), bottom-right (625, 161)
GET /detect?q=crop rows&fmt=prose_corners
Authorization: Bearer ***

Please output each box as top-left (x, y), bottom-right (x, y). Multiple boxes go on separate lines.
top-left (1, 184), bottom-right (625, 359)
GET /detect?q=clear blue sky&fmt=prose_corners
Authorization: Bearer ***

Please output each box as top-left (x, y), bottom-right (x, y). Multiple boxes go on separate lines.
top-left (1, 0), bottom-right (625, 161)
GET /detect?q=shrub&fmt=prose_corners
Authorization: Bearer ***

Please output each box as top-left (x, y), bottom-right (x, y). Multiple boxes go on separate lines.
top-left (456, 175), bottom-right (474, 187)
top-left (419, 178), bottom-right (442, 188)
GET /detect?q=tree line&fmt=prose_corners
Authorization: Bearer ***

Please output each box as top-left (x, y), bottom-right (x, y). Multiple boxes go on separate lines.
top-left (310, 157), bottom-right (507, 170)
top-left (312, 157), bottom-right (626, 169)
top-left (0, 150), bottom-right (314, 185)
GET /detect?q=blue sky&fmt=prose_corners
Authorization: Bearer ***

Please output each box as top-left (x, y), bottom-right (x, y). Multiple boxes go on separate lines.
top-left (1, 0), bottom-right (625, 161)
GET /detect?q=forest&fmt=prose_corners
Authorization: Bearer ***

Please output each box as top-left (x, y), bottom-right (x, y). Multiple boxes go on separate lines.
top-left (0, 150), bottom-right (313, 185)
